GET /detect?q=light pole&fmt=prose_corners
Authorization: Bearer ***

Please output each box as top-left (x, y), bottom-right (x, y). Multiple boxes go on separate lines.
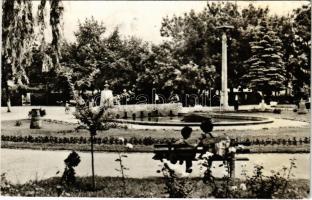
top-left (217, 25), bottom-right (233, 111)
top-left (209, 88), bottom-right (213, 108)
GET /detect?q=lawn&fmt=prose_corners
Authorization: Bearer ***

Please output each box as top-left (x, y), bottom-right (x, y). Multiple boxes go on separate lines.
top-left (1, 111), bottom-right (310, 153)
top-left (1, 111), bottom-right (310, 152)
top-left (1, 110), bottom-right (310, 198)
top-left (1, 176), bottom-right (309, 198)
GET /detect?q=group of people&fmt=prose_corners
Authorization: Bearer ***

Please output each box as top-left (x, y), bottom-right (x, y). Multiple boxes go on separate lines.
top-left (163, 118), bottom-right (232, 174)
top-left (167, 119), bottom-right (218, 173)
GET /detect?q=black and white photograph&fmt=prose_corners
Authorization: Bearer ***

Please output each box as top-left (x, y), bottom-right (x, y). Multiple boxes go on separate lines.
top-left (1, 0), bottom-right (311, 198)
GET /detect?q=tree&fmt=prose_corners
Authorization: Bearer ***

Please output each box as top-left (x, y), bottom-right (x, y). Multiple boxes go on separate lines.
top-left (49, 0), bottom-right (64, 69)
top-left (95, 28), bottom-right (134, 93)
top-left (2, 0), bottom-right (34, 112)
top-left (243, 20), bottom-right (286, 101)
top-left (34, 0), bottom-right (64, 72)
top-left (34, 0), bottom-right (70, 104)
top-left (257, 4), bottom-right (310, 101)
top-left (118, 36), bottom-right (151, 93)
top-left (59, 17), bottom-right (106, 94)
top-left (238, 4), bottom-right (270, 87)
top-left (135, 42), bottom-right (179, 96)
top-left (269, 14), bottom-right (295, 96)
top-left (61, 18), bottom-right (154, 98)
top-left (241, 4), bottom-right (269, 28)
top-left (159, 2), bottom-right (269, 91)
top-left (1, 0), bottom-right (65, 110)
top-left (173, 61), bottom-right (216, 94)
top-left (75, 17), bottom-right (106, 46)
top-left (290, 4), bottom-right (311, 100)
top-left (73, 101), bottom-right (107, 190)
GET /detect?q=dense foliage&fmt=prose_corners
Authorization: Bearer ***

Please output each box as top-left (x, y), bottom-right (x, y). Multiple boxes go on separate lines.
top-left (160, 2), bottom-right (310, 99)
top-left (1, 0), bottom-right (34, 110)
top-left (1, 0), bottom-right (65, 107)
top-left (58, 2), bottom-right (310, 101)
top-left (2, 2), bottom-right (311, 105)
top-left (243, 20), bottom-right (286, 97)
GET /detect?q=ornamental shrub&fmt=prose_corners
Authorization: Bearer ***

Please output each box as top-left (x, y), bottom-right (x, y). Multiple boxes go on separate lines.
top-left (61, 151), bottom-right (81, 187)
top-left (15, 120), bottom-right (22, 126)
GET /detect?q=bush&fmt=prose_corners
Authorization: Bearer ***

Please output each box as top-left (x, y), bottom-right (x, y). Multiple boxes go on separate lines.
top-left (201, 157), bottom-right (300, 198)
top-left (123, 138), bottom-right (128, 145)
top-left (158, 163), bottom-right (193, 198)
top-left (109, 137), bottom-right (115, 144)
top-left (109, 122), bottom-right (118, 129)
top-left (98, 123), bottom-right (110, 131)
top-left (137, 138), bottom-right (143, 145)
top-left (61, 151), bottom-right (81, 187)
top-left (102, 137), bottom-right (108, 144)
top-left (15, 120), bottom-right (22, 126)
top-left (114, 138), bottom-right (120, 144)
top-left (39, 109), bottom-right (46, 117)
top-left (273, 108), bottom-right (282, 114)
top-left (130, 137), bottom-right (138, 145)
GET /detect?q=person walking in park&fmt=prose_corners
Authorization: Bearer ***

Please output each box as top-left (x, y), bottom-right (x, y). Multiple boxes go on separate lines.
top-left (234, 94), bottom-right (239, 111)
top-left (65, 101), bottom-right (70, 114)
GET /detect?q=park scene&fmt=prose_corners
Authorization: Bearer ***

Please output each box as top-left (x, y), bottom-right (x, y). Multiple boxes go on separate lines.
top-left (1, 0), bottom-right (311, 198)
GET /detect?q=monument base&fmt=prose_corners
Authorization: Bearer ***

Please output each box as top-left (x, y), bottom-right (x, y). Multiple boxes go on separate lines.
top-left (298, 99), bottom-right (308, 114)
top-left (220, 104), bottom-right (230, 111)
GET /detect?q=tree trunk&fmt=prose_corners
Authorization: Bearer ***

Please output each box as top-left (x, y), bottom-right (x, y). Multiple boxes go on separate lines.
top-left (90, 134), bottom-right (95, 190)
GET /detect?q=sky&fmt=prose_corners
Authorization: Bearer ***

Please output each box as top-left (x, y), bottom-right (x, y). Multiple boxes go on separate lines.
top-left (36, 1), bottom-right (309, 44)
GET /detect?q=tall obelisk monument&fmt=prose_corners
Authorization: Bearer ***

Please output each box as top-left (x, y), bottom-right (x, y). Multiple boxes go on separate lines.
top-left (217, 25), bottom-right (233, 110)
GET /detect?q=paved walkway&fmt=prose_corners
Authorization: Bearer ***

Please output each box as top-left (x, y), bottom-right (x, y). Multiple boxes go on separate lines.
top-left (126, 118), bottom-right (309, 131)
top-left (1, 106), bottom-right (309, 130)
top-left (2, 149), bottom-right (310, 184)
top-left (1, 106), bottom-right (79, 124)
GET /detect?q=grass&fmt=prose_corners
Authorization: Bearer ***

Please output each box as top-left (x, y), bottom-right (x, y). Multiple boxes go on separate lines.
top-left (1, 111), bottom-right (310, 153)
top-left (1, 176), bottom-right (310, 198)
top-left (2, 141), bottom-right (310, 153)
top-left (1, 142), bottom-right (154, 152)
top-left (1, 119), bottom-right (77, 137)
top-left (2, 119), bottom-right (310, 140)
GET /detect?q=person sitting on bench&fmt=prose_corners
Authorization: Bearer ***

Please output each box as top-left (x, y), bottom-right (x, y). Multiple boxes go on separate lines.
top-left (199, 119), bottom-right (231, 157)
top-left (173, 126), bottom-right (199, 173)
top-left (171, 121), bottom-right (215, 173)
top-left (200, 118), bottom-right (214, 139)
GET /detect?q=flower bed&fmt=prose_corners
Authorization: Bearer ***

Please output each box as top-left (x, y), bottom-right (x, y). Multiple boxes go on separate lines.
top-left (1, 135), bottom-right (310, 147)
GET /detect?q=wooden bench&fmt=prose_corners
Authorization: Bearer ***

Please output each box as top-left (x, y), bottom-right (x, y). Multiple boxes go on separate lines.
top-left (153, 143), bottom-right (249, 178)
